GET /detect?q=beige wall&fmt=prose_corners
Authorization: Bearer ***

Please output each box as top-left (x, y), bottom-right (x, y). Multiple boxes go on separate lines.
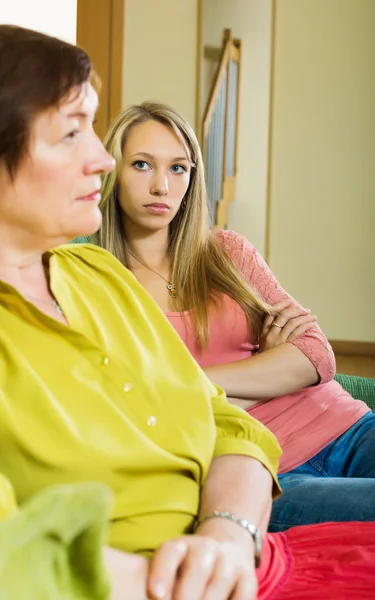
top-left (122, 0), bottom-right (198, 128)
top-left (202, 0), bottom-right (273, 255)
top-left (122, 0), bottom-right (273, 254)
top-left (268, 0), bottom-right (375, 342)
top-left (0, 0), bottom-right (77, 43)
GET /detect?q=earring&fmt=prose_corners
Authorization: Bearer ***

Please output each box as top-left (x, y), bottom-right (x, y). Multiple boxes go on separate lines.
top-left (181, 199), bottom-right (187, 210)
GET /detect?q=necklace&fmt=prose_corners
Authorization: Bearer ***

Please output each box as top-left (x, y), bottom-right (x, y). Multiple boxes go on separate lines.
top-left (127, 250), bottom-right (177, 298)
top-left (22, 292), bottom-right (64, 315)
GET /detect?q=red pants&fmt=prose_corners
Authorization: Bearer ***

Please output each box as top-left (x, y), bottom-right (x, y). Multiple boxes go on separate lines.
top-left (257, 522), bottom-right (375, 599)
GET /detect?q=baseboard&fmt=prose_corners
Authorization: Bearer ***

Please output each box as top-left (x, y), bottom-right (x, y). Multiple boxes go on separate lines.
top-left (329, 340), bottom-right (375, 357)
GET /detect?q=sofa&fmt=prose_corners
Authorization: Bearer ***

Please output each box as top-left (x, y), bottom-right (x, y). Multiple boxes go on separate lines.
top-left (335, 374), bottom-right (375, 412)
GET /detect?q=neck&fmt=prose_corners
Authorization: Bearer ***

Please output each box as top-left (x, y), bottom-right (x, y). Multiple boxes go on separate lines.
top-left (123, 220), bottom-right (170, 269)
top-left (0, 227), bottom-right (53, 286)
top-left (0, 257), bottom-right (49, 297)
top-left (0, 245), bottom-right (43, 274)
top-left (0, 222), bottom-right (69, 267)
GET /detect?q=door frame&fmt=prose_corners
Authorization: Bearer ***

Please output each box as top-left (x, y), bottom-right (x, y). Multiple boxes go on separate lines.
top-left (77, 0), bottom-right (124, 140)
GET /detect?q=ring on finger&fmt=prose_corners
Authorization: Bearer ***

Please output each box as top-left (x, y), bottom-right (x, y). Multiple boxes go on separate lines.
top-left (272, 322), bottom-right (283, 329)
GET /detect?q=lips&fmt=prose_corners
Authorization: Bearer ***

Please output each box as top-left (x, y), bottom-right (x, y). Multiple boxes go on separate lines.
top-left (77, 189), bottom-right (101, 202)
top-left (143, 203), bottom-right (170, 209)
top-left (143, 202), bottom-right (170, 215)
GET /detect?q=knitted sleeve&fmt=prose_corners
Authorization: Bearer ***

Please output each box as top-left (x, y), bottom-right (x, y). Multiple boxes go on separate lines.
top-left (215, 230), bottom-right (336, 383)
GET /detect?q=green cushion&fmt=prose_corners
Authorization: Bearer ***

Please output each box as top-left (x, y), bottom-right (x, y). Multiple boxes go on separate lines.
top-left (71, 236), bottom-right (92, 244)
top-left (335, 373), bottom-right (375, 412)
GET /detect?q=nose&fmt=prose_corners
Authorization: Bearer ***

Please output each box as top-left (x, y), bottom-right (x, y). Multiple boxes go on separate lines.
top-left (150, 170), bottom-right (169, 196)
top-left (84, 136), bottom-right (116, 176)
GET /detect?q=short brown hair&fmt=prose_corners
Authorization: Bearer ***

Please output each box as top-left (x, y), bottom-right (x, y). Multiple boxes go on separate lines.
top-left (0, 25), bottom-right (93, 177)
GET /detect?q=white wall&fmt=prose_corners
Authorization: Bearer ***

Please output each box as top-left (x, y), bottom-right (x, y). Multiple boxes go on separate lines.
top-left (268, 0), bottom-right (375, 342)
top-left (0, 0), bottom-right (77, 43)
top-left (202, 0), bottom-right (273, 255)
top-left (122, 0), bottom-right (198, 128)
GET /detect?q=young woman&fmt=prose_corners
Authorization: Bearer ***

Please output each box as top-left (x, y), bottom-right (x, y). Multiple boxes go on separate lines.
top-left (90, 101), bottom-right (375, 533)
top-left (1, 25), bottom-right (375, 600)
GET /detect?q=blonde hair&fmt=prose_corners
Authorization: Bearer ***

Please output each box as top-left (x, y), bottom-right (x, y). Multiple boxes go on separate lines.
top-left (99, 101), bottom-right (272, 347)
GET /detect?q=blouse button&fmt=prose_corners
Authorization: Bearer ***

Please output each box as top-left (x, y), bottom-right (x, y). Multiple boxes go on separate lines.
top-left (123, 383), bottom-right (133, 392)
top-left (147, 416), bottom-right (157, 427)
top-left (101, 356), bottom-right (109, 365)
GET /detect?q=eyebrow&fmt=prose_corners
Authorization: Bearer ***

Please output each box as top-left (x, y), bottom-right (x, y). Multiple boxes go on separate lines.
top-left (65, 112), bottom-right (91, 119)
top-left (129, 151), bottom-right (189, 162)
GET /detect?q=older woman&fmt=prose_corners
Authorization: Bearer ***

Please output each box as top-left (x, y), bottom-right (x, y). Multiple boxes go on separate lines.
top-left (0, 25), bottom-right (375, 600)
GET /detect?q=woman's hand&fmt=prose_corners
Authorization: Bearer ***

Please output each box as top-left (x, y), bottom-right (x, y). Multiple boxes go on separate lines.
top-left (147, 522), bottom-right (257, 600)
top-left (104, 547), bottom-right (149, 600)
top-left (259, 300), bottom-right (317, 352)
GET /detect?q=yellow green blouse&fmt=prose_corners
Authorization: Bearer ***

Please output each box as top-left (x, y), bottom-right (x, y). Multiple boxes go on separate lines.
top-left (0, 244), bottom-right (281, 555)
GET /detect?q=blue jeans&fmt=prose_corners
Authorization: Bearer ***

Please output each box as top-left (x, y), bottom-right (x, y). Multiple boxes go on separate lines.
top-left (269, 412), bottom-right (375, 532)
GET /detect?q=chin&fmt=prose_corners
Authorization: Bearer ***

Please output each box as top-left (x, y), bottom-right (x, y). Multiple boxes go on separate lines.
top-left (68, 211), bottom-right (102, 240)
top-left (140, 215), bottom-right (175, 232)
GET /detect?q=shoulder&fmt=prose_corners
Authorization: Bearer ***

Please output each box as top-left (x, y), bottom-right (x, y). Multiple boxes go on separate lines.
top-left (51, 242), bottom-right (110, 260)
top-left (213, 229), bottom-right (257, 265)
top-left (50, 243), bottom-right (130, 276)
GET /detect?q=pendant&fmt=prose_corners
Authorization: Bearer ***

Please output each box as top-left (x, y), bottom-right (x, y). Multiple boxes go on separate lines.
top-left (53, 300), bottom-right (64, 315)
top-left (167, 282), bottom-right (177, 298)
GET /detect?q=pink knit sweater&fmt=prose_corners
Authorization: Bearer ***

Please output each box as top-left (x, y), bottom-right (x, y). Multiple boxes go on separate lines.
top-left (166, 230), bottom-right (369, 473)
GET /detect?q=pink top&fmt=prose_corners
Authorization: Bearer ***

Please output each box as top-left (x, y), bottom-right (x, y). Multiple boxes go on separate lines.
top-left (166, 230), bottom-right (369, 473)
